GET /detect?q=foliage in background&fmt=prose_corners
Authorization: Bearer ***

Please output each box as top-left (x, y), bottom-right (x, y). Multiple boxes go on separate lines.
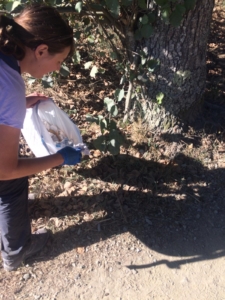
top-left (1, 0), bottom-right (197, 154)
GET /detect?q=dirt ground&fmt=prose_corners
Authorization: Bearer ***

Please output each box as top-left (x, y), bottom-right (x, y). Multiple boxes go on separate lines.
top-left (1, 2), bottom-right (225, 300)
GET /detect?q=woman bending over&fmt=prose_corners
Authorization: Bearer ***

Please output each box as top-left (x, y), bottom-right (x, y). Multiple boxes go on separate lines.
top-left (0, 4), bottom-right (81, 271)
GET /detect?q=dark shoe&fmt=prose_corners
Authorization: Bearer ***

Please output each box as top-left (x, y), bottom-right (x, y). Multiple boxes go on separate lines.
top-left (3, 228), bottom-right (50, 272)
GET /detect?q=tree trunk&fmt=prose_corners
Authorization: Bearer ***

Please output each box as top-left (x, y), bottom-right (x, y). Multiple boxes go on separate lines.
top-left (135, 0), bottom-right (215, 132)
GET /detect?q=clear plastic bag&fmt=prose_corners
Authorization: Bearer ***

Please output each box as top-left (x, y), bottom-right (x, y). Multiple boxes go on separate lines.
top-left (22, 99), bottom-right (89, 157)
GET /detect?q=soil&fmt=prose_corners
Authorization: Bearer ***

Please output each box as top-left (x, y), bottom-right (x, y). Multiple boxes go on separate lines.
top-left (1, 2), bottom-right (225, 300)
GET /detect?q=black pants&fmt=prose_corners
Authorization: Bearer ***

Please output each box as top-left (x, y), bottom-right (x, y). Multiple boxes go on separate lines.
top-left (0, 177), bottom-right (31, 263)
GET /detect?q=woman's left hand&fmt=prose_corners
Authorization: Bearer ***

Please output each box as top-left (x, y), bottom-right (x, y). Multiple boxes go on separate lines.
top-left (26, 93), bottom-right (49, 108)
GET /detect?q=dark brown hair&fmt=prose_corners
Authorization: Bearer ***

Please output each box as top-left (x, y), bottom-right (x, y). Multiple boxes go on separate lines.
top-left (0, 4), bottom-right (74, 60)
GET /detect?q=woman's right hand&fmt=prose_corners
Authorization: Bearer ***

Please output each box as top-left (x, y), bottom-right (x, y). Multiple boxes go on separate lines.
top-left (0, 124), bottom-right (69, 180)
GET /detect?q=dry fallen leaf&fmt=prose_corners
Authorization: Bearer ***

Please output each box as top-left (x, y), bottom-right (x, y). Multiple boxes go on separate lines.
top-left (64, 181), bottom-right (72, 190)
top-left (49, 217), bottom-right (63, 228)
top-left (93, 150), bottom-right (101, 157)
top-left (83, 213), bottom-right (94, 221)
top-left (76, 247), bottom-right (85, 254)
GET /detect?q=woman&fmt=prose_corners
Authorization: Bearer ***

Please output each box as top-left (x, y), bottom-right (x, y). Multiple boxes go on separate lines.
top-left (0, 4), bottom-right (81, 271)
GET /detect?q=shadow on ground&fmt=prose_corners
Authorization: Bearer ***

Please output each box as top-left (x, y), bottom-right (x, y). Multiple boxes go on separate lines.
top-left (28, 153), bottom-right (225, 270)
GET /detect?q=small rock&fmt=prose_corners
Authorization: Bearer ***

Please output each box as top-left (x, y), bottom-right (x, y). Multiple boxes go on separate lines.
top-left (75, 273), bottom-right (81, 280)
top-left (28, 193), bottom-right (36, 200)
top-left (23, 273), bottom-right (30, 281)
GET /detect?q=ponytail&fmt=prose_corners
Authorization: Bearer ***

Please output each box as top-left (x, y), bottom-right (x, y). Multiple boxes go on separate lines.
top-left (0, 15), bottom-right (26, 59)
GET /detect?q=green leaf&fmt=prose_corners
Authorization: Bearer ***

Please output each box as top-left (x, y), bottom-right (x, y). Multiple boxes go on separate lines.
top-left (137, 74), bottom-right (148, 83)
top-left (140, 50), bottom-right (148, 58)
top-left (170, 4), bottom-right (186, 27)
top-left (121, 0), bottom-right (133, 6)
top-left (86, 114), bottom-right (99, 123)
top-left (98, 67), bottom-right (105, 74)
top-left (75, 1), bottom-right (82, 13)
top-left (74, 31), bottom-right (81, 40)
top-left (100, 118), bottom-right (108, 133)
top-left (5, 1), bottom-right (21, 13)
top-left (110, 52), bottom-right (118, 60)
top-left (115, 89), bottom-right (125, 102)
top-left (89, 3), bottom-right (104, 11)
top-left (108, 120), bottom-right (118, 131)
top-left (105, 0), bottom-right (120, 18)
top-left (83, 18), bottom-right (90, 25)
top-left (107, 129), bottom-right (123, 155)
top-left (42, 75), bottom-right (54, 88)
top-left (129, 70), bottom-right (136, 82)
top-left (99, 51), bottom-right (106, 57)
top-left (108, 142), bottom-right (120, 155)
top-left (90, 65), bottom-right (98, 78)
top-left (161, 5), bottom-right (171, 23)
top-left (48, 0), bottom-right (57, 6)
top-left (108, 34), bottom-right (115, 40)
top-left (184, 0), bottom-right (196, 10)
top-left (98, 115), bottom-right (104, 121)
top-left (87, 35), bottom-right (95, 44)
top-left (140, 14), bottom-right (149, 25)
top-left (147, 12), bottom-right (156, 23)
top-left (104, 97), bottom-right (115, 112)
top-left (141, 56), bottom-right (147, 65)
top-left (156, 92), bottom-right (164, 105)
top-left (93, 135), bottom-right (106, 152)
top-left (140, 24), bottom-right (153, 38)
top-left (111, 105), bottom-right (118, 117)
top-left (104, 98), bottom-right (118, 116)
top-left (85, 25), bottom-right (93, 34)
top-left (84, 61), bottom-right (93, 69)
top-left (176, 4), bottom-right (186, 14)
top-left (147, 59), bottom-right (159, 71)
top-left (138, 0), bottom-right (147, 9)
top-left (120, 75), bottom-right (126, 85)
top-left (27, 77), bottom-right (36, 85)
top-left (134, 29), bottom-right (142, 41)
top-left (60, 64), bottom-right (70, 77)
top-left (110, 139), bottom-right (116, 147)
top-left (155, 0), bottom-right (168, 5)
top-left (72, 51), bottom-right (81, 65)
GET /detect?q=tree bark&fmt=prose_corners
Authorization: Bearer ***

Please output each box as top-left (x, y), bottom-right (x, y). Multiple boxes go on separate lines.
top-left (136, 0), bottom-right (215, 132)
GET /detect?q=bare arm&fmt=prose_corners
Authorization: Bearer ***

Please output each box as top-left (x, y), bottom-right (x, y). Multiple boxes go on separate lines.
top-left (0, 124), bottom-right (64, 180)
